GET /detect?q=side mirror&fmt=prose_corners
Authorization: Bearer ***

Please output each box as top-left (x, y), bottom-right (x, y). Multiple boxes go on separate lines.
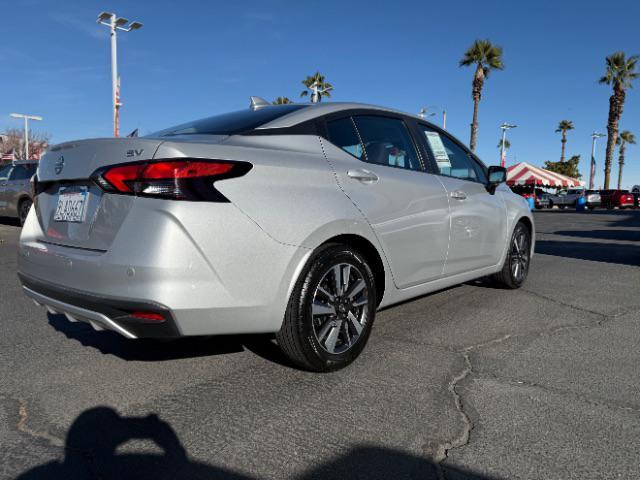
top-left (487, 166), bottom-right (507, 193)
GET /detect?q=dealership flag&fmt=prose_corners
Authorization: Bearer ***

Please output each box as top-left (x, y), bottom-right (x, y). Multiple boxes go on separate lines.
top-left (1, 150), bottom-right (14, 161)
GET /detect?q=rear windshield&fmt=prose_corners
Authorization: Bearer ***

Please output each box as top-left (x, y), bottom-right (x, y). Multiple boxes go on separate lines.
top-left (153, 105), bottom-right (306, 137)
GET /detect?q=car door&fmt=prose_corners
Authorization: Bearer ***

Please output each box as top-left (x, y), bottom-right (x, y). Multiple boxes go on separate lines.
top-left (418, 125), bottom-right (507, 275)
top-left (0, 165), bottom-right (13, 214)
top-left (6, 165), bottom-right (32, 216)
top-left (321, 113), bottom-right (450, 289)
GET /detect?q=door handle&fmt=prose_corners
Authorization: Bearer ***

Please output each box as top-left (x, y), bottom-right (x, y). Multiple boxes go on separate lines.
top-left (347, 169), bottom-right (378, 183)
top-left (450, 190), bottom-right (467, 200)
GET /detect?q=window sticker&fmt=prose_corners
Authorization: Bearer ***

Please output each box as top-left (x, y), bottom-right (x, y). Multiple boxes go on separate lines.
top-left (424, 131), bottom-right (451, 169)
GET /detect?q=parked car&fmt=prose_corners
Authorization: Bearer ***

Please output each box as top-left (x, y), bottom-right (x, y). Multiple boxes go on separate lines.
top-left (535, 193), bottom-right (551, 209)
top-left (631, 192), bottom-right (640, 209)
top-left (0, 160), bottom-right (37, 225)
top-left (17, 101), bottom-right (534, 371)
top-left (600, 189), bottom-right (635, 209)
top-left (548, 188), bottom-right (599, 209)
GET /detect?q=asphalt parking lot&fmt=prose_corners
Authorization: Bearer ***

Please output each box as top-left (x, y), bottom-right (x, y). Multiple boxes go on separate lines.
top-left (1, 210), bottom-right (639, 480)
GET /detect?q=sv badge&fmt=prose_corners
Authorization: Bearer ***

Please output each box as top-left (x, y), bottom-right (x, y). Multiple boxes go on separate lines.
top-left (126, 149), bottom-right (144, 158)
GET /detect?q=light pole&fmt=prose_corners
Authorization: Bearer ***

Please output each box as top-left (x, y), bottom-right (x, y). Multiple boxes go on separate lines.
top-left (10, 113), bottom-right (43, 160)
top-left (97, 12), bottom-right (143, 137)
top-left (308, 81), bottom-right (332, 103)
top-left (499, 123), bottom-right (517, 167)
top-left (589, 132), bottom-right (605, 190)
top-left (419, 106), bottom-right (446, 129)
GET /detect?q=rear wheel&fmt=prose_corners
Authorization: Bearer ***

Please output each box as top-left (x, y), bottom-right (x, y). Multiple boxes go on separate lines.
top-left (276, 245), bottom-right (376, 372)
top-left (18, 199), bottom-right (32, 226)
top-left (491, 222), bottom-right (531, 289)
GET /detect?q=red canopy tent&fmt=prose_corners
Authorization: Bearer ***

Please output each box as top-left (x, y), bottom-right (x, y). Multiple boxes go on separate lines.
top-left (506, 162), bottom-right (584, 188)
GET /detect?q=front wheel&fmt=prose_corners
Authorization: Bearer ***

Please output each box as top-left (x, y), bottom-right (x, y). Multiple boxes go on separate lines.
top-left (276, 245), bottom-right (377, 372)
top-left (491, 222), bottom-right (532, 289)
top-left (18, 199), bottom-right (32, 226)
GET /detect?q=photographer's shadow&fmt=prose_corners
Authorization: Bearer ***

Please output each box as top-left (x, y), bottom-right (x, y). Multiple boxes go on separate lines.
top-left (16, 406), bottom-right (253, 480)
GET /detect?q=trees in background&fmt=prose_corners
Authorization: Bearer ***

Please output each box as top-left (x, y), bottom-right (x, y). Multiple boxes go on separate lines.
top-left (0, 129), bottom-right (50, 161)
top-left (544, 155), bottom-right (582, 179)
top-left (616, 130), bottom-right (636, 189)
top-left (599, 52), bottom-right (639, 189)
top-left (459, 39), bottom-right (504, 152)
top-left (555, 120), bottom-right (574, 162)
top-left (300, 72), bottom-right (333, 103)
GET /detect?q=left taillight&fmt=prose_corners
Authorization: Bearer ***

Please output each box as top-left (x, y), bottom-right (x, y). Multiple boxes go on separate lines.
top-left (91, 159), bottom-right (252, 202)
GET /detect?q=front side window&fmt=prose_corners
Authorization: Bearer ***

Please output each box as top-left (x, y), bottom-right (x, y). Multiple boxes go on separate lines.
top-left (326, 117), bottom-right (365, 160)
top-left (352, 116), bottom-right (421, 171)
top-left (422, 127), bottom-right (486, 183)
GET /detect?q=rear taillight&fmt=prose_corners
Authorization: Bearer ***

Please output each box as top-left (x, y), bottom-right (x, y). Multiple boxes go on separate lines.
top-left (91, 159), bottom-right (252, 201)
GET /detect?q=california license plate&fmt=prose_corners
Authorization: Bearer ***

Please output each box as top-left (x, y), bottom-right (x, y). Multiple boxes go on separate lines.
top-left (54, 187), bottom-right (89, 222)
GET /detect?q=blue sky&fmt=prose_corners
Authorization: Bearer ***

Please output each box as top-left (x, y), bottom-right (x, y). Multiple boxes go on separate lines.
top-left (2, 0), bottom-right (639, 188)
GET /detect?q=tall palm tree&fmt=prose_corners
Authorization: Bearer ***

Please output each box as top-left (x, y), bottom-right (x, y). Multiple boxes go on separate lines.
top-left (599, 52), bottom-right (639, 189)
top-left (300, 72), bottom-right (333, 103)
top-left (273, 97), bottom-right (292, 105)
top-left (555, 120), bottom-right (574, 162)
top-left (616, 130), bottom-right (636, 189)
top-left (497, 138), bottom-right (511, 150)
top-left (459, 39), bottom-right (504, 151)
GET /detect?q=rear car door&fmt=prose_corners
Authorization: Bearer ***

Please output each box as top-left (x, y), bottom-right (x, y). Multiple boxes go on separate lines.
top-left (418, 125), bottom-right (507, 276)
top-left (321, 113), bottom-right (450, 288)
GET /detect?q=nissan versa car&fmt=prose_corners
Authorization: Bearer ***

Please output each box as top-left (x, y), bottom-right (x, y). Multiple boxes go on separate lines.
top-left (18, 100), bottom-right (534, 371)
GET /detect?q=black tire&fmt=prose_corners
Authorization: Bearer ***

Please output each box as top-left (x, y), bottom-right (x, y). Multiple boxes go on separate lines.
top-left (18, 199), bottom-right (32, 226)
top-left (491, 222), bottom-right (531, 289)
top-left (276, 244), bottom-right (377, 372)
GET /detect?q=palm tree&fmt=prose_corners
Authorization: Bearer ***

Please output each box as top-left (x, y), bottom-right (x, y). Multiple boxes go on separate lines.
top-left (497, 138), bottom-right (511, 150)
top-left (555, 120), bottom-right (574, 162)
top-left (300, 72), bottom-right (333, 103)
top-left (599, 52), bottom-right (639, 189)
top-left (459, 39), bottom-right (504, 152)
top-left (616, 130), bottom-right (636, 189)
top-left (273, 97), bottom-right (292, 105)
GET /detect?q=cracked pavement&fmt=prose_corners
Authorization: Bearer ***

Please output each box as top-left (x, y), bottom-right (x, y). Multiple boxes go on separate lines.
top-left (1, 210), bottom-right (639, 480)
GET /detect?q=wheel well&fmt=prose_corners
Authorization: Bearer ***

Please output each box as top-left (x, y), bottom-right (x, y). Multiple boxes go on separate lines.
top-left (517, 216), bottom-right (533, 237)
top-left (17, 195), bottom-right (32, 212)
top-left (320, 234), bottom-right (386, 306)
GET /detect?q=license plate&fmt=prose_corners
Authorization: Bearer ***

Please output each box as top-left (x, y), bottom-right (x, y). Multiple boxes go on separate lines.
top-left (54, 187), bottom-right (89, 222)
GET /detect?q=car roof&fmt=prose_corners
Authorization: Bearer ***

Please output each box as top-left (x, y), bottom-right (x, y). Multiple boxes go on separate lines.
top-left (256, 102), bottom-right (424, 129)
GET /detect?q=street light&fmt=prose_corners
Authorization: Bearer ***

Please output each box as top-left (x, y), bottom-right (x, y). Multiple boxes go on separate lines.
top-left (418, 106), bottom-right (447, 129)
top-left (589, 132), bottom-right (606, 190)
top-left (97, 11), bottom-right (143, 137)
top-left (10, 113), bottom-right (43, 160)
top-left (499, 122), bottom-right (517, 167)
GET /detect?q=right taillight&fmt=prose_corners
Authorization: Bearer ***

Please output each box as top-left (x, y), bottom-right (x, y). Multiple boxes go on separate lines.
top-left (91, 159), bottom-right (252, 202)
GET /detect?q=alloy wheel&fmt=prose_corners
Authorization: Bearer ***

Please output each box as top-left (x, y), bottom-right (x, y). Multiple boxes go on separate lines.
top-left (311, 262), bottom-right (369, 354)
top-left (510, 229), bottom-right (530, 283)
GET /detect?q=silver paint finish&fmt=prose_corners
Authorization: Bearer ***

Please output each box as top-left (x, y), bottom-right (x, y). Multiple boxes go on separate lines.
top-left (19, 103), bottom-right (533, 338)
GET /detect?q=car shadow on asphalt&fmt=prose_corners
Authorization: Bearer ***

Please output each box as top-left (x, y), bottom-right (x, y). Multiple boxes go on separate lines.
top-left (552, 229), bottom-right (640, 242)
top-left (47, 313), bottom-right (295, 367)
top-left (535, 239), bottom-right (640, 267)
top-left (14, 406), bottom-right (496, 480)
top-left (0, 216), bottom-right (20, 227)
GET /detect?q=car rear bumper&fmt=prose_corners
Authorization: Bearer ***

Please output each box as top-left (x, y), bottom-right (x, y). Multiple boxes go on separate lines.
top-left (17, 199), bottom-right (309, 337)
top-left (20, 273), bottom-right (179, 338)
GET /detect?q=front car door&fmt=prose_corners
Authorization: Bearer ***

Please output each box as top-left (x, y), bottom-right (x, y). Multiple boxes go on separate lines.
top-left (321, 113), bottom-right (450, 288)
top-left (418, 124), bottom-right (507, 276)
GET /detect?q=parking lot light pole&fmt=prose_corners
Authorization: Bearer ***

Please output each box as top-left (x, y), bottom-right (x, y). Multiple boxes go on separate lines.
top-left (10, 113), bottom-right (43, 160)
top-left (589, 132), bottom-right (606, 190)
top-left (499, 123), bottom-right (517, 167)
top-left (97, 12), bottom-right (143, 137)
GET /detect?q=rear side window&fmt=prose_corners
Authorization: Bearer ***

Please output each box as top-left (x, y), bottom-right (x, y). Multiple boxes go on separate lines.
top-left (154, 105), bottom-right (306, 136)
top-left (352, 116), bottom-right (421, 171)
top-left (9, 165), bottom-right (35, 180)
top-left (326, 117), bottom-right (365, 159)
